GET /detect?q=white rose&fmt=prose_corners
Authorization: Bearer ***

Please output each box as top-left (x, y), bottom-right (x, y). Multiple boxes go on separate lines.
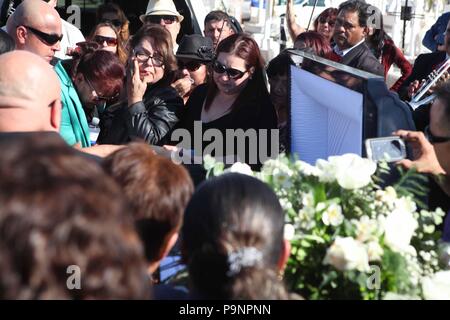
top-left (228, 162), bottom-right (254, 176)
top-left (383, 208), bottom-right (418, 253)
top-left (366, 241), bottom-right (384, 261)
top-left (323, 237), bottom-right (370, 272)
top-left (328, 154), bottom-right (377, 189)
top-left (422, 271), bottom-right (450, 300)
top-left (284, 224), bottom-right (295, 241)
top-left (321, 203), bottom-right (344, 227)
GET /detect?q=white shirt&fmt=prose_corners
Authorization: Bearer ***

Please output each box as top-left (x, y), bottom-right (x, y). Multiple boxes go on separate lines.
top-left (334, 39), bottom-right (366, 57)
top-left (55, 19), bottom-right (85, 60)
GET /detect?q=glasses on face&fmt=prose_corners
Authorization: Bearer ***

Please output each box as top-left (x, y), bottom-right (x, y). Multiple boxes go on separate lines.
top-left (318, 17), bottom-right (335, 27)
top-left (134, 51), bottom-right (164, 67)
top-left (212, 60), bottom-right (247, 80)
top-left (424, 125), bottom-right (450, 144)
top-left (85, 77), bottom-right (118, 103)
top-left (93, 35), bottom-right (118, 47)
top-left (177, 60), bottom-right (203, 72)
top-left (100, 18), bottom-right (123, 28)
top-left (23, 26), bottom-right (63, 45)
top-left (144, 15), bottom-right (177, 25)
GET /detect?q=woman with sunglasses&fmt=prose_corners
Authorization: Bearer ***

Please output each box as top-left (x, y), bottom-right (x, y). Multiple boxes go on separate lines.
top-left (172, 34), bottom-right (213, 104)
top-left (97, 24), bottom-right (183, 146)
top-left (287, 0), bottom-right (338, 44)
top-left (171, 33), bottom-right (278, 168)
top-left (89, 22), bottom-right (127, 65)
top-left (55, 42), bottom-right (125, 148)
top-left (96, 3), bottom-right (130, 46)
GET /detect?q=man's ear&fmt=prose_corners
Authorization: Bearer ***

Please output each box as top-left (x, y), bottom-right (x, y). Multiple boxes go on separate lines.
top-left (50, 99), bottom-right (62, 131)
top-left (363, 26), bottom-right (370, 37)
top-left (16, 26), bottom-right (27, 45)
top-left (277, 239), bottom-right (291, 272)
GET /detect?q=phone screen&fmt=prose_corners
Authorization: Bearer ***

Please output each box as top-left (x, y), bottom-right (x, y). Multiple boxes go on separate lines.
top-left (366, 137), bottom-right (406, 162)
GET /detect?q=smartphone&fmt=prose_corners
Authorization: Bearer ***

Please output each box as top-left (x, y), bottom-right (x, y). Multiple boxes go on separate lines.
top-left (365, 136), bottom-right (407, 162)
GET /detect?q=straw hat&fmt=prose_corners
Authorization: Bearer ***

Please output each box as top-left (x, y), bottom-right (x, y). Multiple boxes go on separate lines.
top-left (139, 0), bottom-right (184, 23)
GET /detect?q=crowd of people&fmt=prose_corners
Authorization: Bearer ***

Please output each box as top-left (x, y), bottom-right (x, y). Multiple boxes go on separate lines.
top-left (0, 0), bottom-right (449, 299)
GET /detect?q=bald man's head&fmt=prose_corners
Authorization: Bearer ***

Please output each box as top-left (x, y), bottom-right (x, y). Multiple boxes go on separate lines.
top-left (7, 0), bottom-right (62, 62)
top-left (0, 51), bottom-right (61, 132)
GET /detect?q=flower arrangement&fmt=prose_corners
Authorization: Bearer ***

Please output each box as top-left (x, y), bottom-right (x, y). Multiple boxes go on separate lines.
top-left (204, 154), bottom-right (449, 300)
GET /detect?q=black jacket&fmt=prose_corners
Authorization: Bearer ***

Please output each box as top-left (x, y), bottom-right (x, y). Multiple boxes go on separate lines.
top-left (97, 82), bottom-right (183, 146)
top-left (341, 42), bottom-right (384, 77)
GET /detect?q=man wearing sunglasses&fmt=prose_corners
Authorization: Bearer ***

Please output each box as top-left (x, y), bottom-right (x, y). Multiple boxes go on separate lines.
top-left (6, 0), bottom-right (62, 63)
top-left (395, 83), bottom-right (450, 238)
top-left (140, 0), bottom-right (184, 52)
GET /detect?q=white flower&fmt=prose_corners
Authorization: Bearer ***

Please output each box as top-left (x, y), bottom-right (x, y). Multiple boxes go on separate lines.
top-left (279, 197), bottom-right (293, 211)
top-left (323, 237), bottom-right (370, 272)
top-left (301, 192), bottom-right (315, 208)
top-left (284, 224), bottom-right (295, 241)
top-left (422, 271), bottom-right (450, 300)
top-left (353, 216), bottom-right (381, 242)
top-left (227, 162), bottom-right (253, 176)
top-left (294, 160), bottom-right (322, 177)
top-left (383, 292), bottom-right (420, 300)
top-left (383, 207), bottom-right (418, 253)
top-left (321, 203), bottom-right (344, 227)
top-left (366, 241), bottom-right (384, 261)
top-left (328, 154), bottom-right (377, 189)
top-left (315, 159), bottom-right (337, 183)
top-left (375, 186), bottom-right (397, 209)
top-left (393, 196), bottom-right (417, 215)
top-left (297, 206), bottom-right (316, 230)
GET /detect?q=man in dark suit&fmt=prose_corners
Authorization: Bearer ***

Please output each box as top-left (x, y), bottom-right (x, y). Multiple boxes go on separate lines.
top-left (333, 0), bottom-right (384, 77)
top-left (398, 19), bottom-right (450, 132)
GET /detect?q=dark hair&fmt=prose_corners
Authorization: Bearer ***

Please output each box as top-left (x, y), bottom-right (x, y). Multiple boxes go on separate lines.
top-left (88, 22), bottom-right (128, 65)
top-left (69, 41), bottom-right (125, 99)
top-left (435, 82), bottom-right (450, 130)
top-left (96, 3), bottom-right (130, 42)
top-left (338, 0), bottom-right (370, 28)
top-left (103, 143), bottom-right (194, 263)
top-left (266, 51), bottom-right (292, 78)
top-left (0, 29), bottom-right (15, 55)
top-left (130, 24), bottom-right (178, 83)
top-left (204, 10), bottom-right (230, 26)
top-left (0, 134), bottom-right (150, 299)
top-left (294, 31), bottom-right (334, 59)
top-left (181, 173), bottom-right (289, 299)
top-left (204, 33), bottom-right (268, 112)
top-left (365, 6), bottom-right (389, 59)
top-left (313, 7), bottom-right (338, 31)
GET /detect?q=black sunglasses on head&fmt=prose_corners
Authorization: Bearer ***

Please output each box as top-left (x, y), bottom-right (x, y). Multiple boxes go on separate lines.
top-left (177, 60), bottom-right (203, 72)
top-left (212, 60), bottom-right (248, 80)
top-left (145, 15), bottom-right (177, 25)
top-left (424, 125), bottom-right (450, 144)
top-left (23, 26), bottom-right (63, 45)
top-left (100, 18), bottom-right (122, 28)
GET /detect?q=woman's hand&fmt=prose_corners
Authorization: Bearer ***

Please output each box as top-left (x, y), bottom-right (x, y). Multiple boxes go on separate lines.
top-left (171, 77), bottom-right (193, 98)
top-left (127, 57), bottom-right (147, 106)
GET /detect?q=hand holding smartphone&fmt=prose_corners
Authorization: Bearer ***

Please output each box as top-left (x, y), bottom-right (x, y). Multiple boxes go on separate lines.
top-left (365, 136), bottom-right (407, 162)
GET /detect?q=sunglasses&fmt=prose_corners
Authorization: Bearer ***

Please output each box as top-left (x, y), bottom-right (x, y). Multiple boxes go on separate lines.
top-left (85, 76), bottom-right (118, 103)
top-left (94, 35), bottom-right (118, 47)
top-left (177, 60), bottom-right (203, 72)
top-left (100, 18), bottom-right (122, 28)
top-left (424, 125), bottom-right (450, 144)
top-left (23, 26), bottom-right (63, 45)
top-left (135, 51), bottom-right (164, 67)
top-left (318, 17), bottom-right (335, 27)
top-left (145, 15), bottom-right (177, 25)
top-left (212, 60), bottom-right (248, 80)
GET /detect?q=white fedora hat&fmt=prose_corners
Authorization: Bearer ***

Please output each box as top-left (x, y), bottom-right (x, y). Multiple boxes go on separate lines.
top-left (140, 0), bottom-right (184, 23)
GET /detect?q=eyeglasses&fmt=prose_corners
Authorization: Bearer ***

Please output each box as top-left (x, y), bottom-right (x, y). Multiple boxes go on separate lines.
top-left (93, 35), bottom-right (118, 47)
top-left (135, 51), bottom-right (164, 67)
top-left (85, 76), bottom-right (118, 102)
top-left (177, 60), bottom-right (203, 72)
top-left (318, 17), bottom-right (335, 27)
top-left (144, 15), bottom-right (177, 25)
top-left (100, 18), bottom-right (123, 28)
top-left (212, 60), bottom-right (247, 80)
top-left (23, 26), bottom-right (63, 45)
top-left (424, 125), bottom-right (450, 144)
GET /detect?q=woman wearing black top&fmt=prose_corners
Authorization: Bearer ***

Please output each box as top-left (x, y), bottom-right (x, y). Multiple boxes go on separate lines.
top-left (97, 24), bottom-right (183, 146)
top-left (171, 34), bottom-right (278, 168)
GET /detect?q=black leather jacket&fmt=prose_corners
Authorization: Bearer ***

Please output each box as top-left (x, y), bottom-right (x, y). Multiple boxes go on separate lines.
top-left (97, 82), bottom-right (183, 146)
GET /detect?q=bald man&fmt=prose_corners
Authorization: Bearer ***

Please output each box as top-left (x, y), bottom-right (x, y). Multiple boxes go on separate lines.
top-left (6, 0), bottom-right (62, 63)
top-left (0, 50), bottom-right (61, 131)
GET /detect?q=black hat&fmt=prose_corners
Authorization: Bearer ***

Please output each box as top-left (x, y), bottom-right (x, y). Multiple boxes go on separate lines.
top-left (176, 35), bottom-right (214, 62)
